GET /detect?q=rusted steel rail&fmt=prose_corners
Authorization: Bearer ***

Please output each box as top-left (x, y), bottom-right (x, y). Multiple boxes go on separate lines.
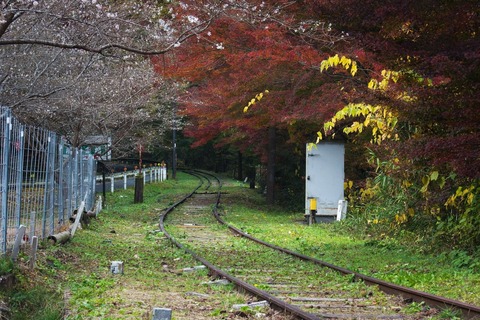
top-left (162, 170), bottom-right (480, 319)
top-left (211, 198), bottom-right (480, 319)
top-left (159, 170), bottom-right (320, 319)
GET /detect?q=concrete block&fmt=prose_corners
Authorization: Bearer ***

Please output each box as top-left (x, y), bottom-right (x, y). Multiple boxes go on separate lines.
top-left (185, 292), bottom-right (210, 298)
top-left (232, 300), bottom-right (270, 309)
top-left (153, 307), bottom-right (172, 320)
top-left (203, 279), bottom-right (230, 286)
top-left (183, 265), bottom-right (206, 272)
top-left (110, 261), bottom-right (124, 274)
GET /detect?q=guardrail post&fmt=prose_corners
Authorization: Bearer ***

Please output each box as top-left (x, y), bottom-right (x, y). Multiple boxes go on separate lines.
top-left (309, 198), bottom-right (317, 225)
top-left (85, 155), bottom-right (95, 210)
top-left (160, 167), bottom-right (165, 181)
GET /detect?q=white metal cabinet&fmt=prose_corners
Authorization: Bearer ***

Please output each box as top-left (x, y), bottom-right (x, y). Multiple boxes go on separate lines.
top-left (305, 142), bottom-right (345, 222)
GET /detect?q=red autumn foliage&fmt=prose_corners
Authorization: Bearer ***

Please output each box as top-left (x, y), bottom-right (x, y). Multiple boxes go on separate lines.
top-left (153, 1), bottom-right (349, 161)
top-left (308, 0), bottom-right (480, 179)
top-left (154, 0), bottom-right (479, 180)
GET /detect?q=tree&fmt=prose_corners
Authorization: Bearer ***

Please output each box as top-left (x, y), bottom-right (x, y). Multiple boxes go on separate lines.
top-left (0, 0), bottom-right (212, 55)
top-left (154, 0), bottom-right (480, 250)
top-left (0, 0), bottom-right (212, 154)
top-left (314, 0), bottom-right (480, 178)
top-left (313, 0), bottom-right (480, 251)
top-left (155, 0), bottom-right (346, 203)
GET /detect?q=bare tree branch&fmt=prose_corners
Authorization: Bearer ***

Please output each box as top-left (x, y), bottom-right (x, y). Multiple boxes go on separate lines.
top-left (0, 18), bottom-right (213, 55)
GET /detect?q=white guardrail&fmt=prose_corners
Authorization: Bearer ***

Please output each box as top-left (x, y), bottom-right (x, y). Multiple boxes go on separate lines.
top-left (96, 166), bottom-right (167, 193)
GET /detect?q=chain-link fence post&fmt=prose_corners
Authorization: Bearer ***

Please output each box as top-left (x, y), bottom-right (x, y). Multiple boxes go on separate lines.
top-left (1, 108), bottom-right (11, 254)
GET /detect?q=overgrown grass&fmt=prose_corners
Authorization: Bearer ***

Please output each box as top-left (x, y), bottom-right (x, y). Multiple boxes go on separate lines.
top-left (0, 256), bottom-right (64, 320)
top-left (220, 178), bottom-right (480, 308)
top-left (8, 171), bottom-right (258, 320)
top-left (57, 172), bottom-right (253, 319)
top-left (4, 171), bottom-right (479, 319)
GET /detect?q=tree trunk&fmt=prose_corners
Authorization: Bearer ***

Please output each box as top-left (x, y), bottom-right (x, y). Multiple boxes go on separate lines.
top-left (237, 151), bottom-right (243, 180)
top-left (266, 127), bottom-right (276, 204)
top-left (249, 166), bottom-right (256, 189)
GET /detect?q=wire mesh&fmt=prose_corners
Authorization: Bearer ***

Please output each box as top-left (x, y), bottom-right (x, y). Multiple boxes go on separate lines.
top-left (0, 106), bottom-right (97, 255)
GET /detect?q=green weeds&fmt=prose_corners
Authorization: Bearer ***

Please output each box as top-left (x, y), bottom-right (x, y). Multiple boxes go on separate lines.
top-left (7, 286), bottom-right (63, 320)
top-left (220, 179), bottom-right (480, 307)
top-left (5, 171), bottom-right (479, 319)
top-left (0, 257), bottom-right (13, 275)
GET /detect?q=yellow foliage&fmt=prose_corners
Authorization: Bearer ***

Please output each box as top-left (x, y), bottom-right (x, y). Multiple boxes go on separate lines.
top-left (315, 131), bottom-right (322, 143)
top-left (396, 91), bottom-right (417, 102)
top-left (319, 103), bottom-right (398, 144)
top-left (395, 208), bottom-right (415, 225)
top-left (320, 54), bottom-right (358, 76)
top-left (369, 69), bottom-right (401, 92)
top-left (306, 142), bottom-right (317, 151)
top-left (243, 89), bottom-right (269, 113)
top-left (408, 208), bottom-right (415, 217)
top-left (402, 180), bottom-right (412, 188)
top-left (395, 213), bottom-right (407, 224)
top-left (360, 186), bottom-right (377, 200)
top-left (445, 185), bottom-right (476, 208)
top-left (343, 180), bottom-right (353, 190)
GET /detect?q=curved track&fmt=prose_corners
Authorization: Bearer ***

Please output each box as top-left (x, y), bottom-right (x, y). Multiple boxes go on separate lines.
top-left (159, 170), bottom-right (480, 320)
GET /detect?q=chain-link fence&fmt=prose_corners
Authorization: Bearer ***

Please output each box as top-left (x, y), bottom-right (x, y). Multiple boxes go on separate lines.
top-left (1, 106), bottom-right (96, 255)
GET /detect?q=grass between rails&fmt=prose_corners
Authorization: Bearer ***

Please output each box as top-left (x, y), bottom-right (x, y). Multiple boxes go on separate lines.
top-left (219, 179), bottom-right (480, 313)
top-left (2, 172), bottom-right (478, 319)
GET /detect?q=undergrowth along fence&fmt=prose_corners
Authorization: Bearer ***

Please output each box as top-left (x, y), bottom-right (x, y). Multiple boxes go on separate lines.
top-left (0, 106), bottom-right (96, 255)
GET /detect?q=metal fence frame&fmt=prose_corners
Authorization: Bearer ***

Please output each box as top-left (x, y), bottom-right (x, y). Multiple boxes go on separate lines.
top-left (0, 106), bottom-right (96, 255)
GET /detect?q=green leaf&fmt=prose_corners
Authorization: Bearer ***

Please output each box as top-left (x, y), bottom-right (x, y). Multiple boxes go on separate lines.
top-left (438, 176), bottom-right (446, 189)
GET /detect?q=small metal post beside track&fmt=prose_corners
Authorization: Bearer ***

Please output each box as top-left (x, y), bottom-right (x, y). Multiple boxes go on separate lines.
top-left (309, 198), bottom-right (317, 225)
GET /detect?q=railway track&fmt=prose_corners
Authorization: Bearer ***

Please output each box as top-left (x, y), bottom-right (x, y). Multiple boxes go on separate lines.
top-left (159, 170), bottom-right (480, 319)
